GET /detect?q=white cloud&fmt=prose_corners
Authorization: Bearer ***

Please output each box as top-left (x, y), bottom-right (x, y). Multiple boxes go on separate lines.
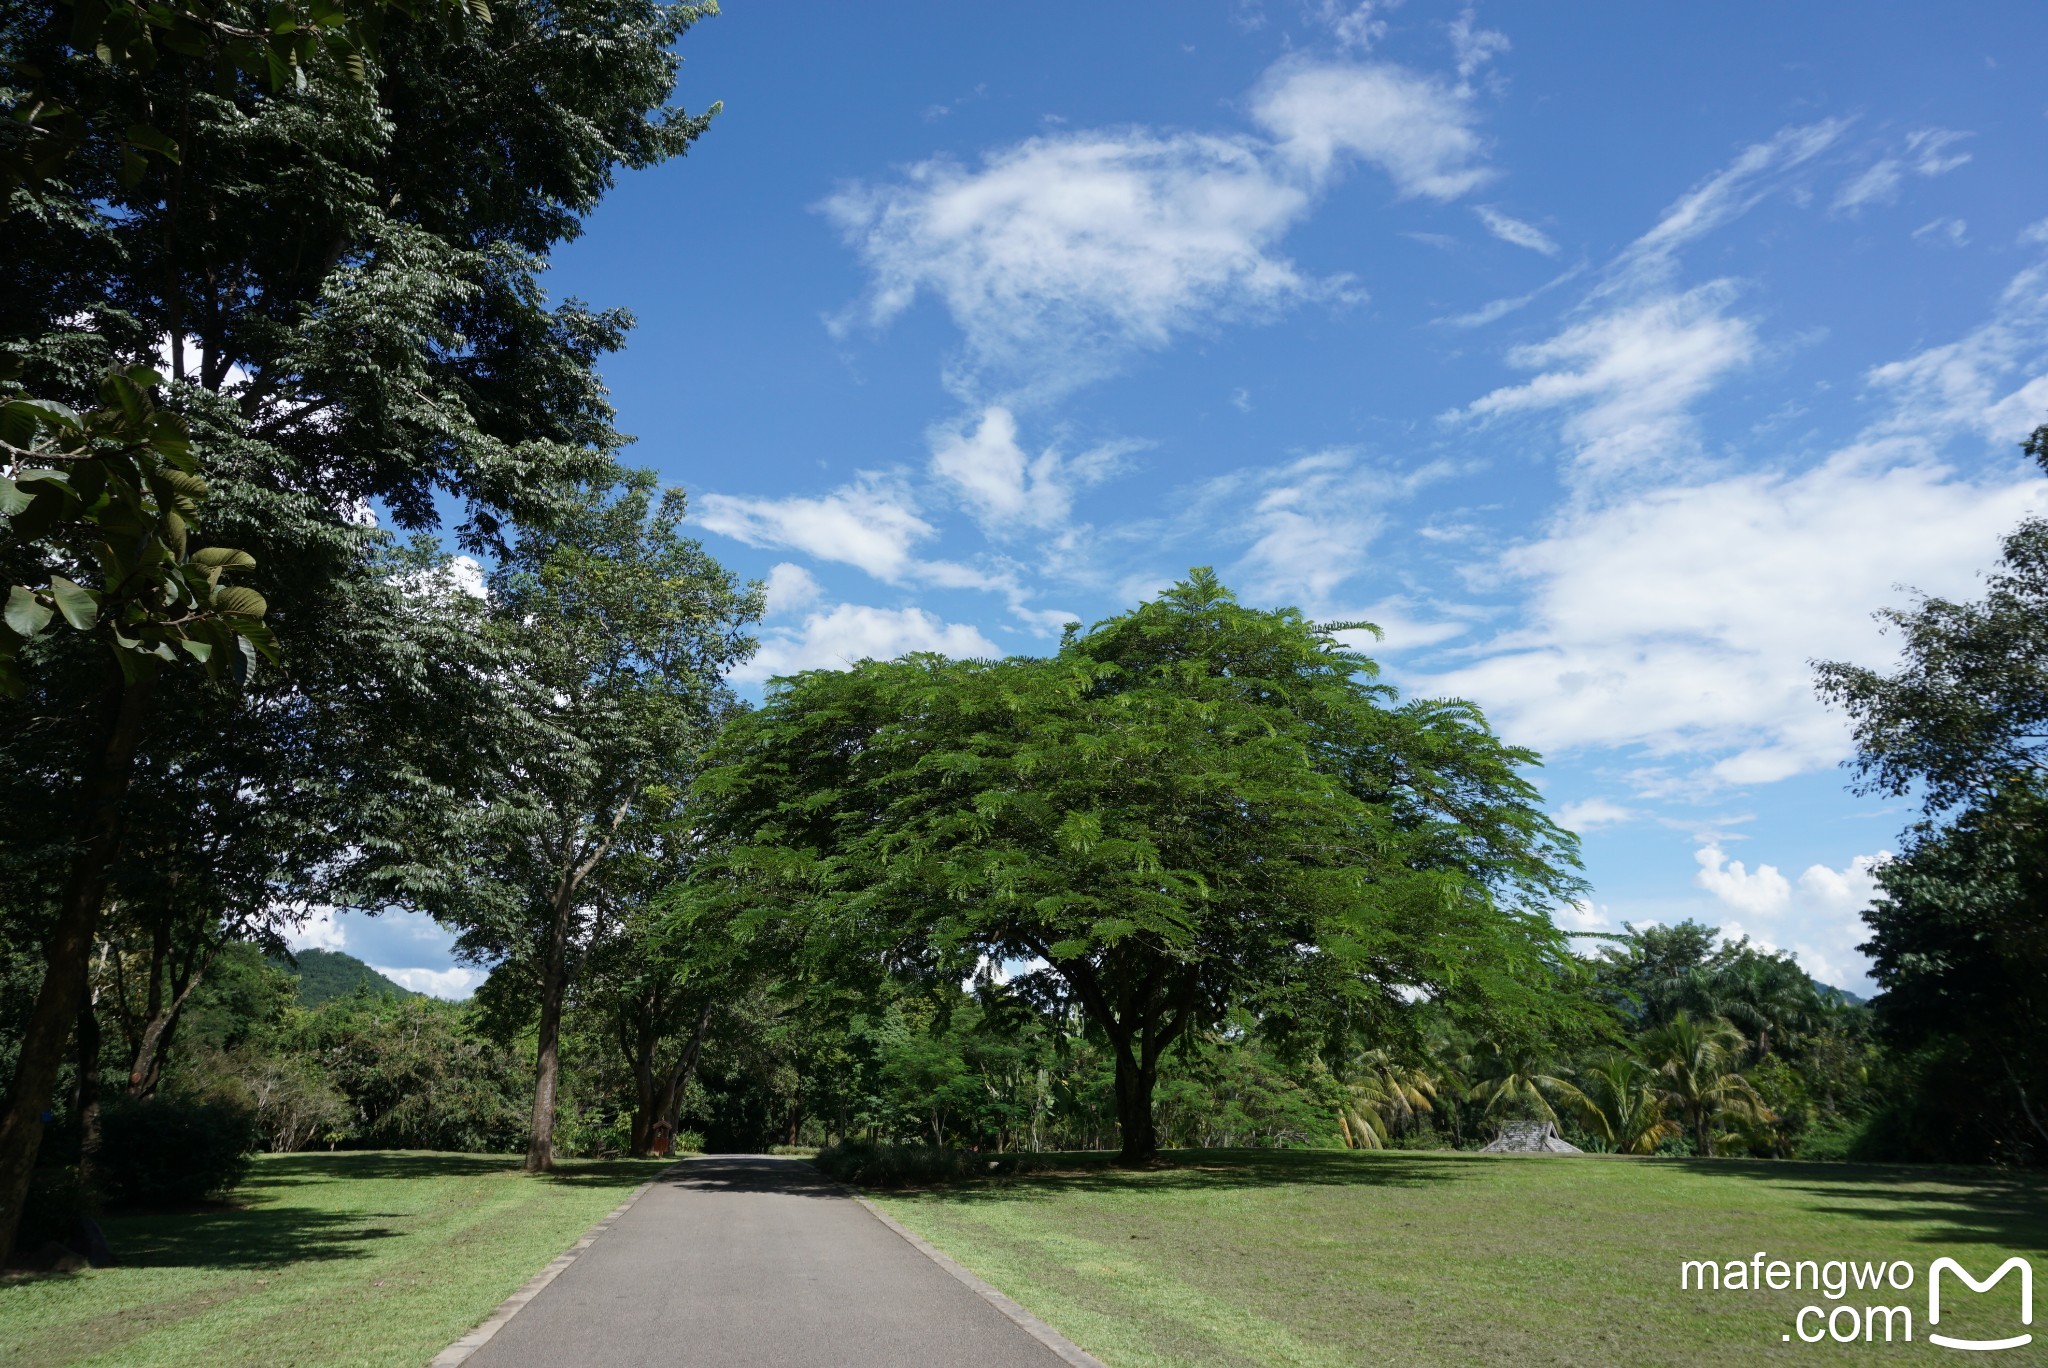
top-left (1557, 797), bottom-right (1635, 831)
top-left (696, 476), bottom-right (934, 582)
top-left (1694, 844), bottom-right (1792, 915)
top-left (1198, 450), bottom-right (1455, 606)
top-left (1474, 205), bottom-right (1557, 255)
top-left (1833, 128), bottom-right (1970, 215)
top-left (1447, 8), bottom-right (1510, 84)
top-left (1695, 847), bottom-right (1891, 989)
top-left (1312, 0), bottom-right (1391, 52)
top-left (1421, 448), bottom-right (2043, 782)
top-left (1611, 120), bottom-right (1845, 288)
top-left (824, 130), bottom-right (1325, 394)
top-left (1456, 282), bottom-right (1758, 474)
top-left (2021, 217), bottom-right (2048, 248)
top-left (763, 562), bottom-right (824, 617)
top-left (928, 407), bottom-right (1127, 533)
top-left (828, 53), bottom-right (1496, 395)
top-left (1904, 127), bottom-right (1972, 177)
top-left (285, 908), bottom-right (346, 952)
top-left (1911, 216), bottom-right (1968, 248)
top-left (1867, 264), bottom-right (2048, 440)
top-left (1559, 897), bottom-right (1611, 932)
top-left (1253, 58), bottom-right (1492, 199)
top-left (374, 965), bottom-right (485, 1000)
top-left (1832, 160), bottom-right (1902, 214)
top-left (734, 603), bottom-right (1002, 683)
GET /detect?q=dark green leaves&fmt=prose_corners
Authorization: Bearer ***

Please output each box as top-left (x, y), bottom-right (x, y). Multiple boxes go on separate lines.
top-left (0, 365), bottom-right (272, 697)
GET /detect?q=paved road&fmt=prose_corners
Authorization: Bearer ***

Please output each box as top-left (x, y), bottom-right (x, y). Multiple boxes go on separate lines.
top-left (464, 1155), bottom-right (1073, 1368)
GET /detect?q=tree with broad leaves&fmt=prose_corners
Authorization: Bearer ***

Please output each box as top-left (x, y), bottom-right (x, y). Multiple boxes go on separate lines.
top-left (3, 0), bottom-right (722, 1255)
top-left (1813, 419), bottom-right (2048, 1162)
top-left (685, 570), bottom-right (1592, 1164)
top-left (358, 473), bottom-right (758, 1173)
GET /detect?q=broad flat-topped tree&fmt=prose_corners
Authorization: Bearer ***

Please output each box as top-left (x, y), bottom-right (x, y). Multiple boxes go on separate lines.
top-left (687, 570), bottom-right (1591, 1163)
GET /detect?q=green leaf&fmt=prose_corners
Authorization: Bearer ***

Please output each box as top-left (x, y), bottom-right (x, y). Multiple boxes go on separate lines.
top-left (4, 585), bottom-right (52, 637)
top-left (123, 122), bottom-right (180, 161)
top-left (47, 575), bottom-right (99, 630)
top-left (213, 585), bottom-right (268, 619)
top-left (0, 476), bottom-right (28, 517)
top-left (190, 546), bottom-right (257, 572)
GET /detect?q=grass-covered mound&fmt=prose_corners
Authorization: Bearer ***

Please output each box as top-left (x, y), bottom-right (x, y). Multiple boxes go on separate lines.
top-left (0, 1151), bottom-right (665, 1367)
top-left (870, 1149), bottom-right (2048, 1367)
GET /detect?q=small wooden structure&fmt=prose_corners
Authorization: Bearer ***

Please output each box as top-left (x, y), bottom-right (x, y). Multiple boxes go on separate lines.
top-left (1481, 1120), bottom-right (1583, 1153)
top-left (649, 1121), bottom-right (675, 1157)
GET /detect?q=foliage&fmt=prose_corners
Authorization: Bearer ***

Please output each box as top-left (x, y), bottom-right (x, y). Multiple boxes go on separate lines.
top-left (1, 364), bottom-right (272, 695)
top-left (276, 947), bottom-right (417, 1007)
top-left (688, 569), bottom-right (1589, 1162)
top-left (811, 1140), bottom-right (991, 1189)
top-left (1811, 419), bottom-right (2048, 1164)
top-left (95, 1091), bottom-right (254, 1204)
top-left (1634, 1011), bottom-right (1772, 1158)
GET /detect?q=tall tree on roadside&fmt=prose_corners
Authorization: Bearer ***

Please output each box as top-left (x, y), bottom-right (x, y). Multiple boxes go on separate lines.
top-left (1814, 419), bottom-right (2048, 1161)
top-left (686, 570), bottom-right (1590, 1164)
top-left (3, 0), bottom-right (722, 1254)
top-left (368, 474), bottom-right (757, 1172)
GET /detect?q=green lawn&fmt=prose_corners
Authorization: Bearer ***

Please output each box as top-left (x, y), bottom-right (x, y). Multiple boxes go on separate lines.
top-left (0, 1151), bottom-right (667, 1368)
top-left (872, 1150), bottom-right (2048, 1367)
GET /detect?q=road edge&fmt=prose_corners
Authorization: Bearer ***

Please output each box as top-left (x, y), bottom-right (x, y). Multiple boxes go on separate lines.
top-left (428, 1161), bottom-right (682, 1368)
top-left (842, 1183), bottom-right (1110, 1368)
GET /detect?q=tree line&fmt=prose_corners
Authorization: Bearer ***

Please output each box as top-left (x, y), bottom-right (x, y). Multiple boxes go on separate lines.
top-left (5, 0), bottom-right (2044, 1269)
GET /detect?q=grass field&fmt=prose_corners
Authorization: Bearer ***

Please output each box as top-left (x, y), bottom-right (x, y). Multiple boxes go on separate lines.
top-left (0, 1151), bottom-right (667, 1368)
top-left (873, 1150), bottom-right (2048, 1367)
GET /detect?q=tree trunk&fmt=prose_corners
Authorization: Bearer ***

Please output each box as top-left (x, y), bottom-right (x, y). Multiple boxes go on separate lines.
top-left (0, 666), bottom-right (154, 1263)
top-left (628, 1025), bottom-right (657, 1157)
top-left (655, 1002), bottom-right (714, 1137)
top-left (128, 967), bottom-right (207, 1099)
top-left (74, 1002), bottom-right (103, 1190)
top-left (524, 890), bottom-right (576, 1174)
top-left (1112, 1035), bottom-right (1158, 1165)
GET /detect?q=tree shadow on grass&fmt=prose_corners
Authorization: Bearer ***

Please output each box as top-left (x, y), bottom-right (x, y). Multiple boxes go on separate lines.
top-left (248, 1151), bottom-right (662, 1189)
top-left (871, 1148), bottom-right (1486, 1204)
top-left (1660, 1159), bottom-right (2048, 1253)
top-left (100, 1204), bottom-right (405, 1271)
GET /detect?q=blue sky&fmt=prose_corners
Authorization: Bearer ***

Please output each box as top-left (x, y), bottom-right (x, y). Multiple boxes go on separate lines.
top-left (304, 0), bottom-right (2048, 996)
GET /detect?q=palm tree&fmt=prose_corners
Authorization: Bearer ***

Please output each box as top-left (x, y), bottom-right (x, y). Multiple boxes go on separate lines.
top-left (1570, 1052), bottom-right (1681, 1155)
top-left (1338, 1050), bottom-right (1438, 1149)
top-left (1636, 1011), bottom-right (1773, 1156)
top-left (1465, 1039), bottom-right (1588, 1132)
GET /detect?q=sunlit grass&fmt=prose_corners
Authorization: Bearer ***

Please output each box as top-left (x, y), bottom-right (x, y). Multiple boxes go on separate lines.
top-left (0, 1151), bottom-right (664, 1368)
top-left (872, 1149), bottom-right (2048, 1367)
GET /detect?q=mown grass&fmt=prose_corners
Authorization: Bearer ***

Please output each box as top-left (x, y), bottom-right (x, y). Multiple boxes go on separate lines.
top-left (0, 1151), bottom-right (667, 1368)
top-left (870, 1149), bottom-right (2048, 1367)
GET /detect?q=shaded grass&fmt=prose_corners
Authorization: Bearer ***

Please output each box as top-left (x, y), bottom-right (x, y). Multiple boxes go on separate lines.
top-left (0, 1151), bottom-right (667, 1368)
top-left (870, 1149), bottom-right (2048, 1367)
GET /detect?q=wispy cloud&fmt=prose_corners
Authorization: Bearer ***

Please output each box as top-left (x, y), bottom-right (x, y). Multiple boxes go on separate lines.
top-left (1474, 204), bottom-right (1558, 255)
top-left (826, 52), bottom-right (1497, 397)
top-left (1833, 127), bottom-right (1972, 214)
top-left (928, 407), bottom-right (1133, 533)
top-left (1455, 282), bottom-right (1757, 475)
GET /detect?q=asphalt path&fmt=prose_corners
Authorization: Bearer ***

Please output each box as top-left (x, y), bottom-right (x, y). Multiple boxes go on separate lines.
top-left (462, 1155), bottom-right (1074, 1368)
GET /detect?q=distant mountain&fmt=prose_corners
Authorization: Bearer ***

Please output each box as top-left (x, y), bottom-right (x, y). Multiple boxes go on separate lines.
top-left (275, 948), bottom-right (420, 1006)
top-left (1819, 984), bottom-right (1868, 1008)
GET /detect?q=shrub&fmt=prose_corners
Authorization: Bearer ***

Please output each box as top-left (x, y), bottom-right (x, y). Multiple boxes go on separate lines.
top-left (811, 1140), bottom-right (995, 1188)
top-left (16, 1167), bottom-right (97, 1250)
top-left (97, 1094), bottom-right (256, 1206)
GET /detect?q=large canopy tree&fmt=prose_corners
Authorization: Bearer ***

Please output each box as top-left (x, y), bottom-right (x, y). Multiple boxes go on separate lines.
top-left (686, 570), bottom-right (1591, 1163)
top-left (2, 0), bottom-right (721, 1253)
top-left (1814, 419), bottom-right (2048, 1162)
top-left (364, 474), bottom-right (758, 1171)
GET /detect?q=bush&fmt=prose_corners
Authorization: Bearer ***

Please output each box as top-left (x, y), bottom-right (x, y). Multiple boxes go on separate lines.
top-left (97, 1094), bottom-right (255, 1206)
top-left (811, 1140), bottom-right (999, 1188)
top-left (16, 1167), bottom-right (97, 1250)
